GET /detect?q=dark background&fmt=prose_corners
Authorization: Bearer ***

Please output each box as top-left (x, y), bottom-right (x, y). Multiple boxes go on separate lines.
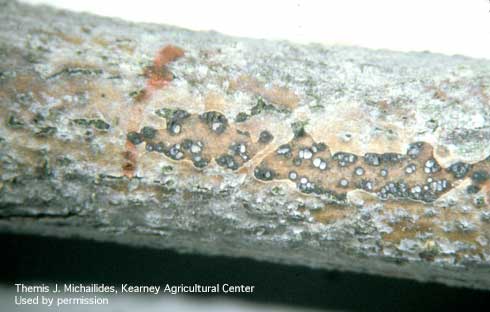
top-left (2, 233), bottom-right (489, 311)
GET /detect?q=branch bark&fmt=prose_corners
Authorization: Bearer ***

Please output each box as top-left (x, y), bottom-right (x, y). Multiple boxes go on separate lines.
top-left (1, 0), bottom-right (490, 289)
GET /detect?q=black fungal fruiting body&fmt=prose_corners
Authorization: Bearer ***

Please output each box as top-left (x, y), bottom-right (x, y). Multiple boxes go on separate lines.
top-left (229, 142), bottom-right (249, 162)
top-left (378, 181), bottom-right (409, 200)
top-left (72, 118), bottom-right (110, 131)
top-left (259, 130), bottom-right (274, 144)
top-left (165, 144), bottom-right (184, 160)
top-left (199, 111), bottom-right (228, 134)
top-left (235, 112), bottom-right (249, 122)
top-left (380, 169), bottom-right (388, 177)
top-left (364, 153), bottom-right (381, 166)
top-left (155, 108), bottom-right (190, 121)
top-left (381, 153), bottom-right (403, 164)
top-left (91, 119), bottom-right (110, 130)
top-left (154, 142), bottom-right (165, 153)
top-left (127, 131), bottom-right (143, 145)
top-left (277, 144), bottom-right (292, 158)
top-left (467, 185), bottom-right (481, 194)
top-left (145, 142), bottom-right (155, 152)
top-left (472, 170), bottom-right (489, 184)
top-left (192, 157), bottom-right (209, 168)
top-left (312, 142), bottom-right (327, 152)
top-left (216, 154), bottom-right (239, 170)
top-left (447, 162), bottom-right (471, 179)
top-left (155, 108), bottom-right (190, 135)
top-left (7, 114), bottom-right (25, 128)
top-left (359, 179), bottom-right (374, 191)
top-left (407, 142), bottom-right (424, 159)
top-left (291, 121), bottom-right (308, 138)
top-left (141, 126), bottom-right (157, 140)
top-left (424, 158), bottom-right (441, 173)
top-left (254, 166), bottom-right (276, 181)
top-left (250, 97), bottom-right (289, 116)
top-left (333, 152), bottom-right (357, 167)
top-left (35, 126), bottom-right (57, 137)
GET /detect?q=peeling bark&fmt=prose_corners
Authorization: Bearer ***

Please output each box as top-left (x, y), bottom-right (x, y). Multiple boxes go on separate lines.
top-left (1, 0), bottom-right (490, 289)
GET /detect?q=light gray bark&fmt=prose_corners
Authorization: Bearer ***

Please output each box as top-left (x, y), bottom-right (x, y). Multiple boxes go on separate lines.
top-left (1, 0), bottom-right (490, 289)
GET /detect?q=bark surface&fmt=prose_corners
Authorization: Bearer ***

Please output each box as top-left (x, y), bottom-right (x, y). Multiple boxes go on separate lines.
top-left (1, 0), bottom-right (490, 289)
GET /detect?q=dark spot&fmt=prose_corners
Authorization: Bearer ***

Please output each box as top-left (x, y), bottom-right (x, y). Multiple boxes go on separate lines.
top-left (291, 120), bottom-right (307, 138)
top-left (47, 67), bottom-right (103, 79)
top-left (313, 142), bottom-right (327, 152)
top-left (251, 98), bottom-right (268, 115)
top-left (154, 142), bottom-right (165, 153)
top-left (84, 129), bottom-right (94, 142)
top-left (354, 167), bottom-right (365, 176)
top-left (339, 178), bottom-right (349, 188)
top-left (35, 126), bottom-right (57, 137)
top-left (250, 97), bottom-right (286, 116)
top-left (404, 163), bottom-right (416, 175)
top-left (230, 142), bottom-right (248, 160)
top-left (447, 162), bottom-right (471, 179)
top-left (161, 166), bottom-right (173, 174)
top-left (259, 130), bottom-right (274, 144)
top-left (472, 170), bottom-right (489, 184)
top-left (474, 196), bottom-right (486, 207)
top-left (72, 119), bottom-right (90, 127)
top-left (359, 179), bottom-right (373, 191)
top-left (466, 185), bottom-right (481, 194)
top-left (32, 113), bottom-right (45, 124)
top-left (127, 131), bottom-right (143, 145)
top-left (235, 130), bottom-right (250, 138)
top-left (172, 109), bottom-right (190, 121)
top-left (277, 144), bottom-right (292, 158)
top-left (90, 119), bottom-right (110, 130)
top-left (424, 158), bottom-right (441, 174)
top-left (156, 108), bottom-right (190, 123)
top-left (141, 126), bottom-right (157, 140)
top-left (235, 112), bottom-right (249, 122)
top-left (378, 181), bottom-right (409, 200)
top-left (181, 139), bottom-right (193, 150)
top-left (7, 113), bottom-right (24, 129)
top-left (293, 157), bottom-right (302, 166)
top-left (381, 153), bottom-right (403, 164)
top-left (145, 142), bottom-right (155, 152)
top-left (216, 154), bottom-right (238, 170)
top-left (333, 152), bottom-right (357, 167)
top-left (165, 144), bottom-right (184, 160)
top-left (200, 111), bottom-right (228, 134)
top-left (193, 157), bottom-right (209, 168)
top-left (421, 191), bottom-right (437, 202)
top-left (254, 166), bottom-right (276, 181)
top-left (364, 153), bottom-right (381, 166)
top-left (419, 249), bottom-right (438, 262)
top-left (167, 120), bottom-right (181, 135)
top-left (407, 142), bottom-right (424, 159)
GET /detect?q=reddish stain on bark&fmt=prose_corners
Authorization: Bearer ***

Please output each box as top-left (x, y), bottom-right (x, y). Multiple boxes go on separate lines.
top-left (122, 142), bottom-right (138, 177)
top-left (155, 45), bottom-right (185, 68)
top-left (145, 44), bottom-right (185, 91)
top-left (122, 44), bottom-right (184, 177)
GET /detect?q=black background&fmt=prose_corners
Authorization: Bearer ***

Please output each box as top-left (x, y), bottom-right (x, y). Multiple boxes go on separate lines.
top-left (2, 233), bottom-right (489, 311)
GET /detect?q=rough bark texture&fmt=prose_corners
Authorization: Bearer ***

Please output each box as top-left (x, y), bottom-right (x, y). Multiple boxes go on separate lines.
top-left (1, 0), bottom-right (490, 289)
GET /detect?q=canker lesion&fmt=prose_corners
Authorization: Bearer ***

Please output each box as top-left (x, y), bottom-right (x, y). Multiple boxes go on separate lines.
top-left (255, 133), bottom-right (490, 203)
top-left (126, 108), bottom-right (274, 171)
top-left (125, 104), bottom-right (490, 205)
